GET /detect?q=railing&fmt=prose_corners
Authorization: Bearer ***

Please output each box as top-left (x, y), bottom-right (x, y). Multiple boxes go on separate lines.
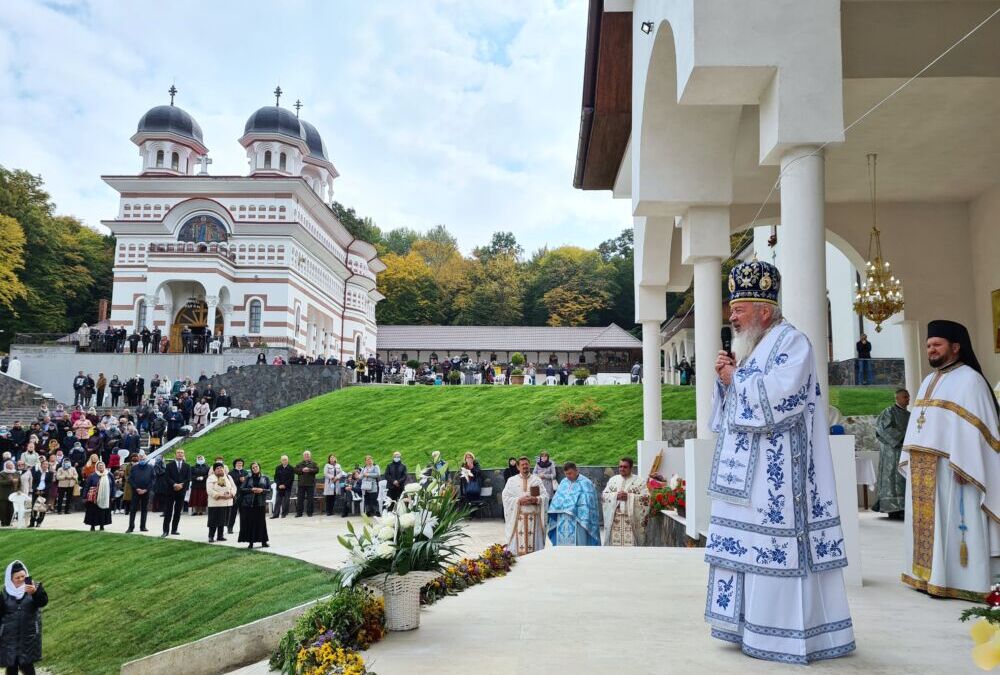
top-left (11, 333), bottom-right (77, 346)
top-left (13, 333), bottom-right (296, 352)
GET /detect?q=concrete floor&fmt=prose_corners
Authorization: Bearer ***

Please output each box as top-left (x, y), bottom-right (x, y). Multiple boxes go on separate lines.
top-left (221, 510), bottom-right (982, 675)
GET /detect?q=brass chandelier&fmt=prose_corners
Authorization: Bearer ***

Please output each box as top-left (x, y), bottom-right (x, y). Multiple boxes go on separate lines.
top-left (853, 153), bottom-right (904, 332)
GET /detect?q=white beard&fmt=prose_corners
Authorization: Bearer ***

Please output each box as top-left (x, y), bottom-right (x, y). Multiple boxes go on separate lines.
top-left (732, 324), bottom-right (766, 365)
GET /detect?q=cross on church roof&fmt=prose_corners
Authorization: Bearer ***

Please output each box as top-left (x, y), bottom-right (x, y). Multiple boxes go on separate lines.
top-left (294, 99), bottom-right (303, 117)
top-left (168, 85), bottom-right (177, 106)
top-left (274, 85), bottom-right (283, 106)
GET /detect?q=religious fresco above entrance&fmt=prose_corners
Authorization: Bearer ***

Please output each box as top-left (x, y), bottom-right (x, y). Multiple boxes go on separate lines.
top-left (177, 213), bottom-right (229, 243)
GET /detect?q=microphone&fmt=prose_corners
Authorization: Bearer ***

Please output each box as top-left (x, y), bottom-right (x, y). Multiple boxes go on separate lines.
top-left (721, 326), bottom-right (733, 360)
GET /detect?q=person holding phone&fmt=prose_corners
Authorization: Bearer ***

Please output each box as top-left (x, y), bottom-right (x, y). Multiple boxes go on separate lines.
top-left (1, 560), bottom-right (49, 675)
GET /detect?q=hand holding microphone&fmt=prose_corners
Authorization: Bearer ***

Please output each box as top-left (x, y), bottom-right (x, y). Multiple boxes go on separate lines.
top-left (716, 326), bottom-right (736, 386)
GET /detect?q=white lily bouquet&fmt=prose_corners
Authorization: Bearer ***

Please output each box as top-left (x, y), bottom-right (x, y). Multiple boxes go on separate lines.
top-left (334, 463), bottom-right (470, 587)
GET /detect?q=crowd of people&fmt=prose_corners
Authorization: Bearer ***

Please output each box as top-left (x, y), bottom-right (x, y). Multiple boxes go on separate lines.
top-left (76, 324), bottom-right (228, 355)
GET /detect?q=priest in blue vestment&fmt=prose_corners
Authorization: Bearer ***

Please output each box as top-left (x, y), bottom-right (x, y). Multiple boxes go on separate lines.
top-left (704, 260), bottom-right (855, 664)
top-left (547, 462), bottom-right (601, 546)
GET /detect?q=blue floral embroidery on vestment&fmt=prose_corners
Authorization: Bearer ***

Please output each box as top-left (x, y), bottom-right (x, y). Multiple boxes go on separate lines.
top-left (735, 433), bottom-right (750, 453)
top-left (716, 574), bottom-right (735, 610)
top-left (814, 532), bottom-right (844, 559)
top-left (808, 457), bottom-right (834, 519)
top-left (766, 430), bottom-right (784, 446)
top-left (739, 391), bottom-right (756, 421)
top-left (758, 489), bottom-right (786, 525)
top-left (815, 381), bottom-right (821, 397)
top-left (773, 352), bottom-right (789, 366)
top-left (707, 534), bottom-right (748, 557)
top-left (773, 376), bottom-right (811, 414)
top-left (752, 538), bottom-right (790, 566)
top-left (765, 442), bottom-right (785, 490)
top-left (736, 358), bottom-right (762, 383)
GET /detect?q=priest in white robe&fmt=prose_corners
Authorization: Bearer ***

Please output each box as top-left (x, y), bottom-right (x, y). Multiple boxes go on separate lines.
top-left (900, 319), bottom-right (1000, 601)
top-left (502, 456), bottom-right (548, 556)
top-left (704, 260), bottom-right (855, 664)
top-left (602, 457), bottom-right (648, 546)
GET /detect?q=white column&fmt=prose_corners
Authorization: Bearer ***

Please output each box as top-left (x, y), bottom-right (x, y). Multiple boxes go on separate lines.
top-left (661, 348), bottom-right (668, 384)
top-left (780, 145), bottom-right (829, 403)
top-left (220, 303), bottom-right (233, 341)
top-left (205, 295), bottom-right (219, 332)
top-left (642, 320), bottom-right (662, 442)
top-left (900, 319), bottom-right (923, 399)
top-left (693, 258), bottom-right (722, 438)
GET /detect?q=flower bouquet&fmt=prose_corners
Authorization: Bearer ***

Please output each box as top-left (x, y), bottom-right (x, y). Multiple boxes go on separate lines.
top-left (649, 474), bottom-right (687, 518)
top-left (420, 544), bottom-right (516, 606)
top-left (333, 464), bottom-right (469, 630)
top-left (961, 584), bottom-right (1000, 670)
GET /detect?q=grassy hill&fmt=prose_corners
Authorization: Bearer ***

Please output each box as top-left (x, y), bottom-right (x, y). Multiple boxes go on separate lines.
top-left (1, 530), bottom-right (335, 675)
top-left (183, 384), bottom-right (893, 471)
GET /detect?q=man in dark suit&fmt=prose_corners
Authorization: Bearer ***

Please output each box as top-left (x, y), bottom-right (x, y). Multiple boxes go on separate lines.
top-left (161, 448), bottom-right (191, 537)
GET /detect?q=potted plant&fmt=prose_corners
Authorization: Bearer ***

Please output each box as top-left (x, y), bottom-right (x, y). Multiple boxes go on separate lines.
top-left (509, 352), bottom-right (526, 385)
top-left (447, 369), bottom-right (462, 385)
top-left (572, 366), bottom-right (591, 385)
top-left (334, 464), bottom-right (469, 631)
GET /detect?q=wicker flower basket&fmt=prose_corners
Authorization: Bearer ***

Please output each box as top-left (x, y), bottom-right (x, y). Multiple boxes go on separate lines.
top-left (363, 571), bottom-right (440, 631)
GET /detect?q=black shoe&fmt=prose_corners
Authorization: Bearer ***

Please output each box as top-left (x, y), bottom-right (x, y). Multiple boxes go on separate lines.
top-left (270, 516), bottom-right (278, 520)
top-left (208, 538), bottom-right (214, 543)
top-left (171, 530), bottom-right (180, 535)
top-left (100, 526), bottom-right (105, 531)
top-left (125, 528), bottom-right (134, 533)
top-left (218, 537), bottom-right (227, 542)
top-left (90, 526), bottom-right (95, 531)
top-left (227, 528), bottom-right (234, 534)
top-left (262, 543), bottom-right (270, 548)
top-left (247, 543), bottom-right (253, 549)
top-left (160, 533), bottom-right (168, 538)
top-left (295, 514), bottom-right (302, 518)
top-left (140, 528), bottom-right (149, 532)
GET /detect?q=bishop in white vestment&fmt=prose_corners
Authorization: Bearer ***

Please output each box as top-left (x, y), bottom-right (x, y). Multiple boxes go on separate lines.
top-left (901, 319), bottom-right (1000, 601)
top-left (704, 261), bottom-right (854, 664)
top-left (502, 457), bottom-right (548, 556)
top-left (602, 457), bottom-right (648, 546)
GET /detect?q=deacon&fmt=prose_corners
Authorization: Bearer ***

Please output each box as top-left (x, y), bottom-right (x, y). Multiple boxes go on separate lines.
top-left (601, 457), bottom-right (648, 546)
top-left (706, 260), bottom-right (854, 663)
top-left (547, 462), bottom-right (600, 546)
top-left (900, 320), bottom-right (999, 601)
top-left (872, 388), bottom-right (910, 519)
top-left (501, 456), bottom-right (548, 556)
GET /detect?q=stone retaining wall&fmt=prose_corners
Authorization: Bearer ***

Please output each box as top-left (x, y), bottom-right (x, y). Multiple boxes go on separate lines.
top-left (203, 364), bottom-right (349, 417)
top-left (0, 371), bottom-right (42, 409)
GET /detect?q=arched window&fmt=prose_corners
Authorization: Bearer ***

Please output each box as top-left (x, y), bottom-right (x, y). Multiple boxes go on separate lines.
top-left (155, 150), bottom-right (164, 167)
top-left (171, 152), bottom-right (179, 171)
top-left (279, 152), bottom-right (287, 171)
top-left (264, 151), bottom-right (272, 169)
top-left (248, 299), bottom-right (262, 334)
top-left (135, 300), bottom-right (147, 330)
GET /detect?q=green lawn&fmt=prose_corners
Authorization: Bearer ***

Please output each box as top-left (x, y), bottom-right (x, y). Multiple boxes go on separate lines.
top-left (183, 384), bottom-right (894, 471)
top-left (0, 530), bottom-right (335, 675)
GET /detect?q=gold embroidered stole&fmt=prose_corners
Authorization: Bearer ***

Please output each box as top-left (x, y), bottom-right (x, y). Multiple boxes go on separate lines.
top-left (910, 368), bottom-right (948, 580)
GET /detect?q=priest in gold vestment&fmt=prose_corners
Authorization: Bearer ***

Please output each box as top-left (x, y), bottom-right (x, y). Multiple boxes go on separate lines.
top-left (502, 456), bottom-right (548, 556)
top-left (601, 457), bottom-right (648, 546)
top-left (901, 320), bottom-right (1000, 601)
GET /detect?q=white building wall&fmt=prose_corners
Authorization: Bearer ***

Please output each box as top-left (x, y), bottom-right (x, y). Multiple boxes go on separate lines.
top-left (970, 184), bottom-right (1000, 387)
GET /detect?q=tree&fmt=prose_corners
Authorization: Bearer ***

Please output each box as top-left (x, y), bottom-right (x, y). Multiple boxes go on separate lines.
top-left (455, 254), bottom-right (524, 325)
top-left (0, 215), bottom-right (27, 312)
top-left (541, 286), bottom-right (608, 327)
top-left (422, 224), bottom-right (457, 248)
top-left (383, 227), bottom-right (420, 256)
top-left (473, 231), bottom-right (523, 262)
top-left (331, 201), bottom-right (383, 246)
top-left (595, 228), bottom-right (635, 329)
top-left (524, 246), bottom-right (614, 326)
top-left (374, 252), bottom-right (440, 325)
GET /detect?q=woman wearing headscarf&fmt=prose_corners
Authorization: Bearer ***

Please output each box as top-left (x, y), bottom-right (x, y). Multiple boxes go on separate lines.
top-left (227, 458), bottom-right (249, 535)
top-left (0, 462), bottom-right (20, 527)
top-left (188, 455), bottom-right (209, 516)
top-left (192, 398), bottom-right (210, 431)
top-left (533, 451), bottom-right (557, 499)
top-left (83, 461), bottom-right (113, 531)
top-left (502, 457), bottom-right (519, 483)
top-left (238, 462), bottom-right (270, 549)
top-left (206, 462), bottom-right (237, 543)
top-left (323, 454), bottom-right (344, 516)
top-left (54, 460), bottom-right (77, 515)
top-left (1, 560), bottom-right (48, 675)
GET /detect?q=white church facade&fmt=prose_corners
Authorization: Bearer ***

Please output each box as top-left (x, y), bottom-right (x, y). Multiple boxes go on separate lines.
top-left (103, 89), bottom-right (384, 360)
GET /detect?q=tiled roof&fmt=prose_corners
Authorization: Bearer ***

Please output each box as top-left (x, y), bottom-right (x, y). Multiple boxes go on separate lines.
top-left (376, 324), bottom-right (641, 352)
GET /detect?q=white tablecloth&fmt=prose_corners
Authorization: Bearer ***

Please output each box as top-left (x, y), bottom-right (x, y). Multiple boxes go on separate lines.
top-left (855, 451), bottom-right (879, 485)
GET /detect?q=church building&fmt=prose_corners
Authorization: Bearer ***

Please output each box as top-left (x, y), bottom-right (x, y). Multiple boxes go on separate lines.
top-left (103, 87), bottom-right (384, 360)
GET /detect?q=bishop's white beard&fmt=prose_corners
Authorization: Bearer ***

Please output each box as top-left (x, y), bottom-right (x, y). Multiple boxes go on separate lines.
top-left (732, 323), bottom-right (766, 365)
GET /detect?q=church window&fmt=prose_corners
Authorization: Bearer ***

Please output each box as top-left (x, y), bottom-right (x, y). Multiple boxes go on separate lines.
top-left (279, 153), bottom-right (287, 171)
top-left (248, 299), bottom-right (262, 334)
top-left (264, 151), bottom-right (272, 169)
top-left (171, 152), bottom-right (179, 171)
top-left (135, 300), bottom-right (147, 330)
top-left (155, 150), bottom-right (164, 168)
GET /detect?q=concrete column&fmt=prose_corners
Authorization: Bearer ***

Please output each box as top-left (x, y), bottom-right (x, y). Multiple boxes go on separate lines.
top-left (642, 320), bottom-right (662, 442)
top-left (693, 258), bottom-right (722, 438)
top-left (681, 206), bottom-right (731, 439)
top-left (780, 145), bottom-right (829, 403)
top-left (220, 303), bottom-right (233, 340)
top-left (900, 319), bottom-right (923, 400)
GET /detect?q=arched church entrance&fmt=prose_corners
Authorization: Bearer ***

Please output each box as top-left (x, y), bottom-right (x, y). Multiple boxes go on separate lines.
top-left (170, 300), bottom-right (223, 353)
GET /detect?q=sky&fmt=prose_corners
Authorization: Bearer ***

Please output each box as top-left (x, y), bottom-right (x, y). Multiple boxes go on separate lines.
top-left (0, 0), bottom-right (633, 254)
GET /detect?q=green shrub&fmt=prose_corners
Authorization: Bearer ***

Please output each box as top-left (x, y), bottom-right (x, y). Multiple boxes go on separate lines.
top-left (406, 359), bottom-right (420, 369)
top-left (557, 397), bottom-right (605, 427)
top-left (510, 352), bottom-right (525, 367)
top-left (573, 367), bottom-right (591, 381)
top-left (447, 370), bottom-right (462, 384)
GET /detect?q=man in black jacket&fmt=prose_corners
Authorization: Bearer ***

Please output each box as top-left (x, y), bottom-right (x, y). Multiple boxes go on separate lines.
top-left (272, 455), bottom-right (295, 519)
top-left (127, 451), bottom-right (154, 532)
top-left (215, 388), bottom-right (232, 410)
top-left (385, 452), bottom-right (408, 507)
top-left (140, 327), bottom-right (151, 353)
top-left (72, 371), bottom-right (86, 405)
top-left (161, 449), bottom-right (191, 537)
top-left (151, 327), bottom-right (162, 353)
top-left (293, 451), bottom-right (319, 517)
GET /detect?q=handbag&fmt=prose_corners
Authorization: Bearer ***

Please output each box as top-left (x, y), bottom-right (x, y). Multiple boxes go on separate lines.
top-left (73, 482), bottom-right (82, 497)
top-left (86, 486), bottom-right (98, 504)
top-left (465, 479), bottom-right (481, 499)
top-left (361, 478), bottom-right (375, 492)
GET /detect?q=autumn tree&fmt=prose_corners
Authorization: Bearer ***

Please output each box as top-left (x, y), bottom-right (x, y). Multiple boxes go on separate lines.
top-left (374, 252), bottom-right (440, 325)
top-left (0, 215), bottom-right (27, 313)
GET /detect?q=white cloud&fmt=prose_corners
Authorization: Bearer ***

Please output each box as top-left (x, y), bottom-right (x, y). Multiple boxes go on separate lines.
top-left (0, 0), bottom-right (632, 252)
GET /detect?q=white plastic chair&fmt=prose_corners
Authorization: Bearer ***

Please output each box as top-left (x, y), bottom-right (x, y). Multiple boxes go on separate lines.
top-left (229, 409), bottom-right (241, 418)
top-left (268, 483), bottom-right (277, 514)
top-left (377, 479), bottom-right (388, 512)
top-left (8, 493), bottom-right (29, 528)
top-left (212, 407), bottom-right (228, 419)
